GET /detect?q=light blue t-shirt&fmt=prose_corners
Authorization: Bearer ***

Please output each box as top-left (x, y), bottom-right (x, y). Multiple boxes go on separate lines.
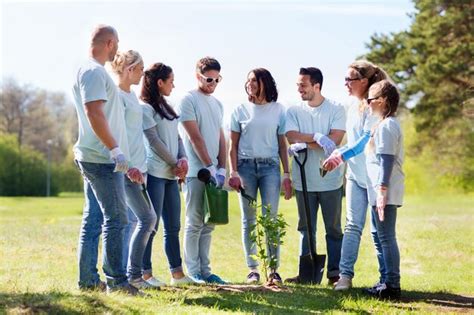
top-left (120, 89), bottom-right (147, 173)
top-left (142, 103), bottom-right (180, 180)
top-left (285, 99), bottom-right (346, 192)
top-left (177, 89), bottom-right (223, 177)
top-left (343, 100), bottom-right (372, 188)
top-left (72, 58), bottom-right (129, 163)
top-left (366, 117), bottom-right (405, 206)
top-left (230, 102), bottom-right (286, 159)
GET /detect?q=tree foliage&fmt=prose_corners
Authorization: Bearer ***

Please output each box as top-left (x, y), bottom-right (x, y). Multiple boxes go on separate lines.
top-left (364, 0), bottom-right (474, 189)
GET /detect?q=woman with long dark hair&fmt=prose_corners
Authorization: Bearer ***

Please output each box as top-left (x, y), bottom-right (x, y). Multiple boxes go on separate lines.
top-left (228, 68), bottom-right (292, 284)
top-left (140, 62), bottom-right (196, 285)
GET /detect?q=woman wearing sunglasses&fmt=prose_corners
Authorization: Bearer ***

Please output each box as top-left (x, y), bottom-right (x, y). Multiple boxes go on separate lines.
top-left (228, 68), bottom-right (292, 284)
top-left (322, 60), bottom-right (390, 291)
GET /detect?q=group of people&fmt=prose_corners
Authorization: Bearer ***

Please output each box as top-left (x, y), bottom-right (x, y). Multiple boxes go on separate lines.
top-left (73, 25), bottom-right (404, 300)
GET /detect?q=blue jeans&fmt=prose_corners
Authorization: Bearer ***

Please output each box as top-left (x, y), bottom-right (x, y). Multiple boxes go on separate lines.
top-left (295, 187), bottom-right (343, 278)
top-left (144, 175), bottom-right (183, 273)
top-left (371, 205), bottom-right (400, 288)
top-left (339, 179), bottom-right (369, 279)
top-left (76, 161), bottom-right (128, 289)
top-left (237, 158), bottom-right (281, 270)
top-left (122, 207), bottom-right (138, 272)
top-left (183, 177), bottom-right (215, 278)
top-left (124, 177), bottom-right (157, 280)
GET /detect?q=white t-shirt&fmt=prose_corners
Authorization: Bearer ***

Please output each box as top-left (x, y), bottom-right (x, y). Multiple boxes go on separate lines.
top-left (72, 58), bottom-right (129, 163)
top-left (120, 89), bottom-right (147, 173)
top-left (285, 98), bottom-right (346, 192)
top-left (177, 89), bottom-right (224, 177)
top-left (230, 102), bottom-right (286, 159)
top-left (366, 117), bottom-right (405, 206)
top-left (142, 103), bottom-right (180, 180)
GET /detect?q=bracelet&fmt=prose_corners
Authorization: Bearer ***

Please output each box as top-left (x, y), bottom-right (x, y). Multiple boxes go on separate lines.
top-left (283, 172), bottom-right (290, 179)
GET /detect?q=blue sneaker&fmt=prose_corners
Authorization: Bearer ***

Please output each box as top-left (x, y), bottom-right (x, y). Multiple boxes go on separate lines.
top-left (205, 274), bottom-right (227, 284)
top-left (189, 274), bottom-right (206, 284)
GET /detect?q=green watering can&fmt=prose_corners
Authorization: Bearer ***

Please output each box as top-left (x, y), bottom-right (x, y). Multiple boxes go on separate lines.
top-left (198, 168), bottom-right (229, 225)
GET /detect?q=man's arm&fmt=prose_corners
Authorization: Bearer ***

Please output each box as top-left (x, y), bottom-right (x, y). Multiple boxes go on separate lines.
top-left (85, 100), bottom-right (117, 149)
top-left (181, 120), bottom-right (212, 166)
top-left (217, 128), bottom-right (226, 169)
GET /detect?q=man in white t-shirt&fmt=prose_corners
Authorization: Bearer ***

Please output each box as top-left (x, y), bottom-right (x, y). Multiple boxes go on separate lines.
top-left (177, 57), bottom-right (227, 284)
top-left (72, 25), bottom-right (138, 295)
top-left (285, 67), bottom-right (346, 285)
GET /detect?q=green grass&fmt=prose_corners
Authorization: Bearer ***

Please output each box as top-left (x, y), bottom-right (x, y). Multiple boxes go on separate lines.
top-left (1, 192), bottom-right (473, 314)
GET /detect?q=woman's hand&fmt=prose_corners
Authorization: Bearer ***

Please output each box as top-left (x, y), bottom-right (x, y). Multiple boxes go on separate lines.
top-left (323, 151), bottom-right (344, 171)
top-left (127, 168), bottom-right (144, 184)
top-left (376, 186), bottom-right (388, 222)
top-left (282, 173), bottom-right (292, 200)
top-left (228, 171), bottom-right (242, 192)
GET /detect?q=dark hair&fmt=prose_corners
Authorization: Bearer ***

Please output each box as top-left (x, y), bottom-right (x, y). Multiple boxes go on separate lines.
top-left (299, 67), bottom-right (323, 90)
top-left (140, 62), bottom-right (178, 121)
top-left (196, 56), bottom-right (221, 74)
top-left (246, 68), bottom-right (278, 103)
top-left (371, 80), bottom-right (400, 118)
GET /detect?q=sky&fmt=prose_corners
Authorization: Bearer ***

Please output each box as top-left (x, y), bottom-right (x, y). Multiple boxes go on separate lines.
top-left (1, 0), bottom-right (414, 117)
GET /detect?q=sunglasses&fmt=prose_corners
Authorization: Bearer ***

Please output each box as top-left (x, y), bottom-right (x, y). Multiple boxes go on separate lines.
top-left (199, 73), bottom-right (222, 84)
top-left (344, 77), bottom-right (361, 82)
top-left (367, 96), bottom-right (380, 104)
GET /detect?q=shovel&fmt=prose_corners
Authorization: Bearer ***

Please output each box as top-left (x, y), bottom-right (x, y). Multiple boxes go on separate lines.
top-left (293, 148), bottom-right (326, 284)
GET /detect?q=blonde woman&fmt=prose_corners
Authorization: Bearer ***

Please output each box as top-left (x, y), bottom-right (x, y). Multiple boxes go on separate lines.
top-left (111, 50), bottom-right (158, 289)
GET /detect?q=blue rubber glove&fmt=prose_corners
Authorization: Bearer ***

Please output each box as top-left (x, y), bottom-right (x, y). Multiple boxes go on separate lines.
top-left (216, 168), bottom-right (226, 188)
top-left (110, 147), bottom-right (129, 173)
top-left (288, 143), bottom-right (307, 157)
top-left (313, 133), bottom-right (336, 156)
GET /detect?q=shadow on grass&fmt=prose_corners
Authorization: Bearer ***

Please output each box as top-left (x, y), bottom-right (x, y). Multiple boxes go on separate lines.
top-left (183, 286), bottom-right (371, 314)
top-left (183, 285), bottom-right (474, 314)
top-left (0, 291), bottom-right (112, 314)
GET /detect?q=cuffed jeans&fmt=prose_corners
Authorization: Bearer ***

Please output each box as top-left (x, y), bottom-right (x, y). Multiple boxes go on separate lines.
top-left (124, 177), bottom-right (157, 280)
top-left (76, 161), bottom-right (128, 289)
top-left (238, 158), bottom-right (281, 270)
top-left (339, 179), bottom-right (369, 279)
top-left (144, 175), bottom-right (183, 274)
top-left (295, 187), bottom-right (343, 278)
top-left (371, 205), bottom-right (400, 288)
top-left (183, 177), bottom-right (215, 278)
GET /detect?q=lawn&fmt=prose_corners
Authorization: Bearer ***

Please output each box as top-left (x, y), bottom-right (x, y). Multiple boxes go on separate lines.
top-left (0, 192), bottom-right (473, 314)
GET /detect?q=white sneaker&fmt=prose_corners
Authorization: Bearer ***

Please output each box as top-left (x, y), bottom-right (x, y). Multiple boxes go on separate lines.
top-left (129, 278), bottom-right (159, 290)
top-left (144, 276), bottom-right (167, 287)
top-left (170, 275), bottom-right (198, 286)
top-left (334, 276), bottom-right (352, 291)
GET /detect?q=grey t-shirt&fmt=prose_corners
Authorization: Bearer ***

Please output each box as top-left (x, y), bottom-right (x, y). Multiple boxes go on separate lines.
top-left (285, 99), bottom-right (346, 192)
top-left (177, 89), bottom-right (223, 177)
top-left (366, 117), bottom-right (405, 206)
top-left (230, 102), bottom-right (286, 159)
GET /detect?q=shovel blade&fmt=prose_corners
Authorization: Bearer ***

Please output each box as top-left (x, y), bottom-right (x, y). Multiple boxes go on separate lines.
top-left (298, 253), bottom-right (326, 284)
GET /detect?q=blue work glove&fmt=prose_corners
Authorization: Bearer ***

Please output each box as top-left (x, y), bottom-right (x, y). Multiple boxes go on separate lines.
top-left (288, 143), bottom-right (307, 157)
top-left (110, 147), bottom-right (129, 173)
top-left (313, 133), bottom-right (336, 157)
top-left (216, 168), bottom-right (226, 188)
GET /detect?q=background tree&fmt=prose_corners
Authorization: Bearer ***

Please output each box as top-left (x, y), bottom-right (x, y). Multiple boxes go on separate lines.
top-left (364, 0), bottom-right (474, 190)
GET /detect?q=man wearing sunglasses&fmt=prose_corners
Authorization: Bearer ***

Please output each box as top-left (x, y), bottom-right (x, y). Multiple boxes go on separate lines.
top-left (177, 57), bottom-right (227, 285)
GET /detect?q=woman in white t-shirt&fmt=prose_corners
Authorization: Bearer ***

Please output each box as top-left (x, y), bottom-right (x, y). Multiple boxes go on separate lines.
top-left (111, 50), bottom-right (158, 289)
top-left (140, 63), bottom-right (197, 286)
top-left (364, 80), bottom-right (404, 299)
top-left (228, 68), bottom-right (292, 284)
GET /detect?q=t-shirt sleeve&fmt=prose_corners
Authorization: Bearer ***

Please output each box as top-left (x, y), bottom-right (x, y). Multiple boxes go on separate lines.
top-left (284, 107), bottom-right (300, 133)
top-left (376, 120), bottom-right (399, 155)
top-left (277, 106), bottom-right (286, 135)
top-left (230, 107), bottom-right (241, 133)
top-left (177, 94), bottom-right (197, 122)
top-left (80, 68), bottom-right (108, 104)
top-left (142, 104), bottom-right (157, 130)
top-left (331, 105), bottom-right (346, 131)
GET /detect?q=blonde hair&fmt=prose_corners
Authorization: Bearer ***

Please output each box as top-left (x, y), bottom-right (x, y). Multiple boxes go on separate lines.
top-left (349, 60), bottom-right (389, 112)
top-left (111, 50), bottom-right (143, 75)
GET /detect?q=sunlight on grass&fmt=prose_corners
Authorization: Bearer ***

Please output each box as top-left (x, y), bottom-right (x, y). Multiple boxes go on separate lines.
top-left (0, 193), bottom-right (473, 313)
